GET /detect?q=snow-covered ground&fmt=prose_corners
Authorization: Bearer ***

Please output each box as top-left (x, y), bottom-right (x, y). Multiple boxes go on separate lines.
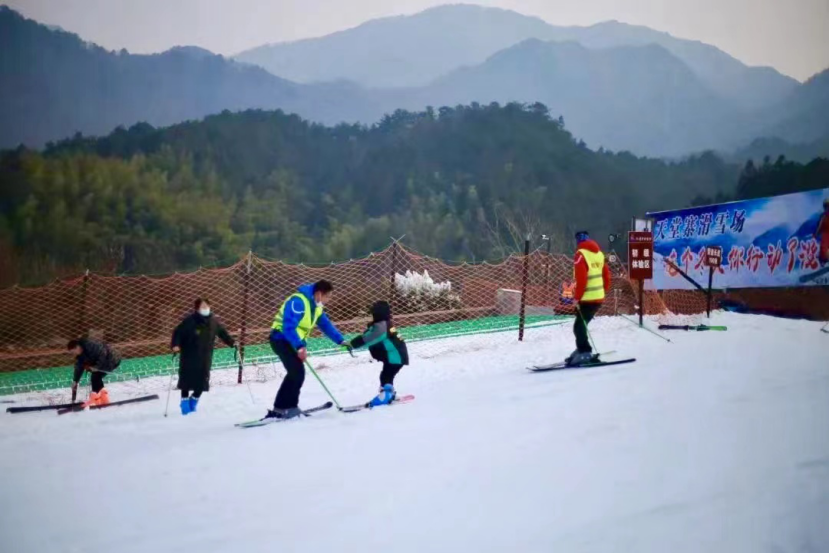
top-left (0, 313), bottom-right (827, 553)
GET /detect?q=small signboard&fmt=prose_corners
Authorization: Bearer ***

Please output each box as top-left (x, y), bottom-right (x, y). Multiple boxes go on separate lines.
top-left (628, 231), bottom-right (654, 280)
top-left (705, 245), bottom-right (723, 268)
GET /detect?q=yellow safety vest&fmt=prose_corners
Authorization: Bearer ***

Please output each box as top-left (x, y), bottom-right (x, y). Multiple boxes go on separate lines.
top-left (576, 249), bottom-right (606, 302)
top-left (271, 293), bottom-right (323, 341)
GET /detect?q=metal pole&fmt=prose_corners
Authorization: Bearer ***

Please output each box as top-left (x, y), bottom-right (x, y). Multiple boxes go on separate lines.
top-left (238, 251), bottom-right (252, 384)
top-left (518, 235), bottom-right (531, 341)
top-left (638, 278), bottom-right (644, 327)
top-left (390, 241), bottom-right (399, 304)
top-left (542, 235), bottom-right (552, 311)
top-left (706, 266), bottom-right (714, 318)
top-left (79, 269), bottom-right (90, 336)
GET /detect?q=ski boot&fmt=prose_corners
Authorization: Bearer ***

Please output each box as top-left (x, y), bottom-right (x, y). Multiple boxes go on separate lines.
top-left (82, 392), bottom-right (99, 409)
top-left (96, 388), bottom-right (110, 406)
top-left (564, 349), bottom-right (580, 365)
top-left (263, 406), bottom-right (302, 420)
top-left (567, 351), bottom-right (595, 367)
top-left (180, 398), bottom-right (192, 415)
top-left (368, 384), bottom-right (395, 407)
top-left (189, 396), bottom-right (199, 413)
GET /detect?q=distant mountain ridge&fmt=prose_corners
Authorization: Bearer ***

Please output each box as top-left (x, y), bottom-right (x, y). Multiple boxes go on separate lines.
top-left (1, 5), bottom-right (826, 159)
top-left (235, 4), bottom-right (799, 111)
top-left (0, 6), bottom-right (376, 148)
top-left (391, 38), bottom-right (747, 156)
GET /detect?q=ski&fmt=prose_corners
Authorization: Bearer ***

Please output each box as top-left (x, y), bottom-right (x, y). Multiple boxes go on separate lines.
top-left (339, 394), bottom-right (415, 413)
top-left (235, 401), bottom-right (334, 428)
top-left (57, 394), bottom-right (159, 415)
top-left (658, 324), bottom-right (727, 331)
top-left (7, 402), bottom-right (84, 414)
top-left (799, 266), bottom-right (829, 283)
top-left (528, 358), bottom-right (636, 372)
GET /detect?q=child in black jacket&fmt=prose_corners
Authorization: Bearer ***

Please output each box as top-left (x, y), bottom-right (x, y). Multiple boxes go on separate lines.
top-left (349, 301), bottom-right (409, 406)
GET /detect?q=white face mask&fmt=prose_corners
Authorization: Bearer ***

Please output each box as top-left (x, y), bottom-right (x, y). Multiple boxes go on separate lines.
top-left (199, 308), bottom-right (211, 317)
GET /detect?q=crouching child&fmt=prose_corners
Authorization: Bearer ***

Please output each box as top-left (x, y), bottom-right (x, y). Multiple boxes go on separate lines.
top-left (349, 301), bottom-right (409, 407)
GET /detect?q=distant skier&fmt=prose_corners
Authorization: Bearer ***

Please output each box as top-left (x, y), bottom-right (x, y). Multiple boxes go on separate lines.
top-left (68, 337), bottom-right (122, 407)
top-left (349, 300), bottom-right (409, 407)
top-left (171, 298), bottom-right (236, 415)
top-left (566, 231), bottom-right (611, 366)
top-left (814, 198), bottom-right (828, 266)
top-left (266, 281), bottom-right (349, 419)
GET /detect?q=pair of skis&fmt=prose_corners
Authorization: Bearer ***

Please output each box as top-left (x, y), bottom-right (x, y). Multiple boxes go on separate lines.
top-left (527, 355), bottom-right (635, 372)
top-left (7, 395), bottom-right (160, 415)
top-left (56, 395), bottom-right (160, 415)
top-left (235, 394), bottom-right (416, 428)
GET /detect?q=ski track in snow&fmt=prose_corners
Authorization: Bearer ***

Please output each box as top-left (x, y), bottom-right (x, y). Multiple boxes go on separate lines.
top-left (0, 313), bottom-right (827, 553)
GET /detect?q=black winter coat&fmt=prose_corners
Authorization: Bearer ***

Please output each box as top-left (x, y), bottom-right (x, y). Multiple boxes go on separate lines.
top-left (72, 338), bottom-right (121, 383)
top-left (171, 313), bottom-right (234, 391)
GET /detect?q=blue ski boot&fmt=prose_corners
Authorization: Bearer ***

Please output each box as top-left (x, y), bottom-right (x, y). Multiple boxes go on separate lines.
top-left (180, 398), bottom-right (191, 415)
top-left (368, 384), bottom-right (395, 407)
top-left (189, 396), bottom-right (199, 413)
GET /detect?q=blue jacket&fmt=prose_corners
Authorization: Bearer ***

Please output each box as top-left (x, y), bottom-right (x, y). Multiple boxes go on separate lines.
top-left (270, 284), bottom-right (344, 349)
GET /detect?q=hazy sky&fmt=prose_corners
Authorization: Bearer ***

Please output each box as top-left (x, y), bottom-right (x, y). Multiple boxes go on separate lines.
top-left (5, 0), bottom-right (828, 81)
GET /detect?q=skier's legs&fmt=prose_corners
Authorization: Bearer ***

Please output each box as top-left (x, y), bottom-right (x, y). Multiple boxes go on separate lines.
top-left (271, 339), bottom-right (305, 409)
top-left (574, 302), bottom-right (601, 353)
top-left (90, 372), bottom-right (105, 393)
top-left (379, 363), bottom-right (403, 387)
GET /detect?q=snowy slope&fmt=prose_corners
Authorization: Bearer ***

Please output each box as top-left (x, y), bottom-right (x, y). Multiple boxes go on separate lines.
top-left (0, 313), bottom-right (827, 553)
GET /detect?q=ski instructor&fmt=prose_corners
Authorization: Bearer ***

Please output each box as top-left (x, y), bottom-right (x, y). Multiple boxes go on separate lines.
top-left (265, 280), bottom-right (349, 419)
top-left (566, 231), bottom-right (611, 366)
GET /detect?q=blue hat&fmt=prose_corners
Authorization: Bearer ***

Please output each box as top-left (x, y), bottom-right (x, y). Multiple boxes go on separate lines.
top-left (575, 231), bottom-right (590, 242)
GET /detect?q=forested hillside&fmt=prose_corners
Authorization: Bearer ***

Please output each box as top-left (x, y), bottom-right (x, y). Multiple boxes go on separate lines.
top-left (1, 104), bottom-right (825, 287)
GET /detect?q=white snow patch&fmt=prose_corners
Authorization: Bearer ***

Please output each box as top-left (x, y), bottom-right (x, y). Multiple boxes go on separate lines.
top-left (0, 313), bottom-right (826, 553)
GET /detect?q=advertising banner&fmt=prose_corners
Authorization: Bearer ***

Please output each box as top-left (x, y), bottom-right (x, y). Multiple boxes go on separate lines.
top-left (648, 189), bottom-right (829, 289)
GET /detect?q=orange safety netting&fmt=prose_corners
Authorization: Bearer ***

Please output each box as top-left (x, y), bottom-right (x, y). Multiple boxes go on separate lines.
top-left (0, 242), bottom-right (702, 395)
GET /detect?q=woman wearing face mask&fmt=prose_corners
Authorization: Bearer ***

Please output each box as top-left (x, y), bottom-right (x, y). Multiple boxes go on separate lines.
top-left (171, 298), bottom-right (236, 415)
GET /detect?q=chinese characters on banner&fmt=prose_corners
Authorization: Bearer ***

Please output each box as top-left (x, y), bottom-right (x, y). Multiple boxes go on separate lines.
top-left (648, 189), bottom-right (829, 289)
top-left (628, 231), bottom-right (653, 280)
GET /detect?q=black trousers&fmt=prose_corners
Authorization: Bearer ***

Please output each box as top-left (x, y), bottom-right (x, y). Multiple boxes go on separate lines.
top-left (574, 302), bottom-right (602, 353)
top-left (90, 372), bottom-right (105, 393)
top-left (181, 388), bottom-right (203, 399)
top-left (379, 363), bottom-right (403, 387)
top-left (90, 359), bottom-right (119, 392)
top-left (271, 339), bottom-right (305, 409)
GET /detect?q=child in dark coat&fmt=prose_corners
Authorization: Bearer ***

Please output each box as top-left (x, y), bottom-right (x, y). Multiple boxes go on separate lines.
top-left (349, 301), bottom-right (409, 406)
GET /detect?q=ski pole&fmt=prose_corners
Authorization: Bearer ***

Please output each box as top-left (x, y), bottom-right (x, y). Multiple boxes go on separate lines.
top-left (619, 313), bottom-right (672, 342)
top-left (164, 353), bottom-right (178, 418)
top-left (235, 345), bottom-right (255, 404)
top-left (303, 358), bottom-right (342, 410)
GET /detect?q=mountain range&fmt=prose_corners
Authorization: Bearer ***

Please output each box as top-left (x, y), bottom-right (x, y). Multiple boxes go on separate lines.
top-left (1, 4), bottom-right (827, 158)
top-left (236, 5), bottom-right (798, 111)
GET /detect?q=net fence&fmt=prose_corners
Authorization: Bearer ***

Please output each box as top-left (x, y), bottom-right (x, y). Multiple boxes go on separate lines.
top-left (0, 242), bottom-right (703, 397)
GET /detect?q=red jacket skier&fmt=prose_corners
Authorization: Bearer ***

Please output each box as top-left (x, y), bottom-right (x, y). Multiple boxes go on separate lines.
top-left (567, 231), bottom-right (611, 365)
